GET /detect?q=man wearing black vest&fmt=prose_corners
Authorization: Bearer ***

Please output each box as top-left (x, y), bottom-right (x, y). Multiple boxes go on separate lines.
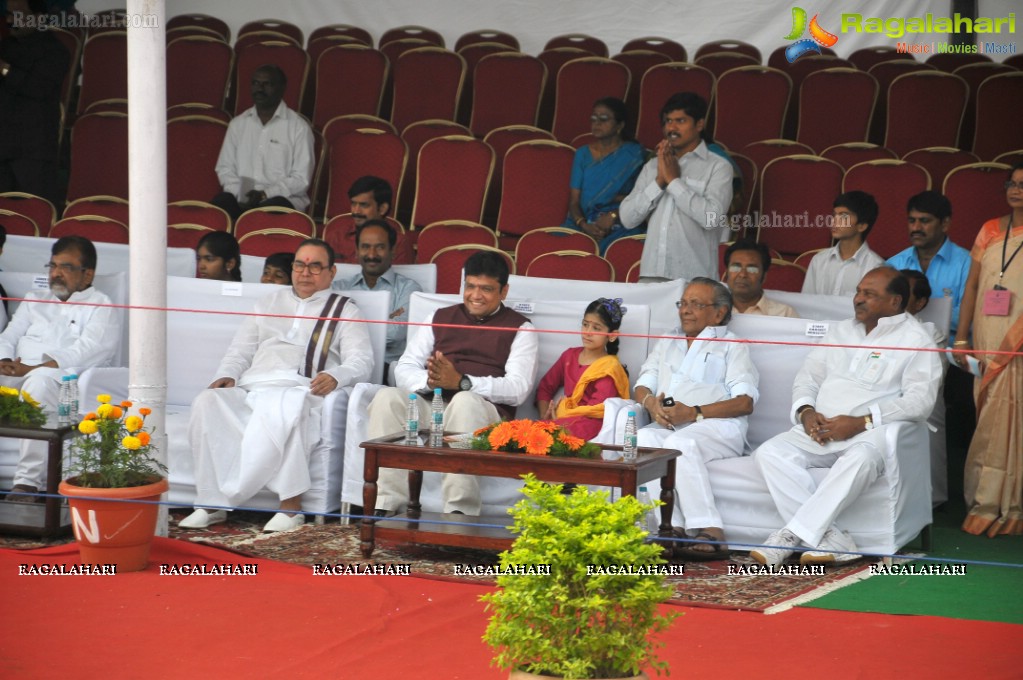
top-left (367, 251), bottom-right (539, 515)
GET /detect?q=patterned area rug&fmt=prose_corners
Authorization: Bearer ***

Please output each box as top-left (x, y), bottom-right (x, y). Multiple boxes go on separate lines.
top-left (165, 510), bottom-right (874, 613)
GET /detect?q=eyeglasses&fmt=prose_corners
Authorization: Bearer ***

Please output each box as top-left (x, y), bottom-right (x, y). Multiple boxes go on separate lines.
top-left (676, 299), bottom-right (713, 311)
top-left (590, 114), bottom-right (612, 123)
top-left (292, 261), bottom-right (328, 274)
top-left (1005, 181), bottom-right (1023, 191)
top-left (44, 262), bottom-right (87, 273)
top-left (727, 264), bottom-right (761, 275)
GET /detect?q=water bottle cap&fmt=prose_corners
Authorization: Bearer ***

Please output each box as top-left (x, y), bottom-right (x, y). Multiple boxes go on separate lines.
top-left (62, 375), bottom-right (72, 381)
top-left (69, 374), bottom-right (78, 379)
top-left (627, 410), bottom-right (635, 417)
top-left (639, 485), bottom-right (648, 491)
top-left (434, 387), bottom-right (442, 395)
top-left (409, 394), bottom-right (417, 400)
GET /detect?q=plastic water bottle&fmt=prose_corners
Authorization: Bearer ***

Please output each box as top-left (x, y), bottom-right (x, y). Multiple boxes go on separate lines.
top-left (430, 387), bottom-right (444, 447)
top-left (57, 375), bottom-right (72, 423)
top-left (404, 393), bottom-right (419, 446)
top-left (636, 486), bottom-right (659, 534)
top-left (67, 374), bottom-right (79, 421)
top-left (622, 410), bottom-right (638, 461)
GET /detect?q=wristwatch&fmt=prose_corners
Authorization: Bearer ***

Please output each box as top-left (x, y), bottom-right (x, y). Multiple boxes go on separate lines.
top-left (694, 405), bottom-right (704, 422)
top-left (458, 375), bottom-right (472, 392)
top-left (863, 415), bottom-right (874, 430)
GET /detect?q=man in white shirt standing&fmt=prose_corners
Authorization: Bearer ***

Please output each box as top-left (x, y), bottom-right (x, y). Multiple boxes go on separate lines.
top-left (752, 267), bottom-right (942, 566)
top-left (212, 64), bottom-right (314, 222)
top-left (1, 236), bottom-right (120, 501)
top-left (619, 92), bottom-right (733, 282)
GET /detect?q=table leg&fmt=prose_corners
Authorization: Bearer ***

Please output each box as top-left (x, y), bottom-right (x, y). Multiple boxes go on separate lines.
top-left (43, 435), bottom-right (62, 538)
top-left (407, 470), bottom-right (423, 519)
top-left (658, 459), bottom-right (676, 560)
top-left (360, 449), bottom-right (379, 558)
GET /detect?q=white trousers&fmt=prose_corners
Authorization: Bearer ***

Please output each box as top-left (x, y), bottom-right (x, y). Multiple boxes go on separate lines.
top-left (754, 427), bottom-right (886, 547)
top-left (188, 385), bottom-right (321, 508)
top-left (2, 368), bottom-right (65, 489)
top-left (637, 418), bottom-right (745, 531)
top-left (367, 388), bottom-right (499, 514)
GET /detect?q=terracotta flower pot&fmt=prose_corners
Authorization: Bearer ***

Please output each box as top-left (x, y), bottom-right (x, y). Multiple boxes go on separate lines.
top-left (58, 476), bottom-right (168, 573)
top-left (509, 671), bottom-right (648, 680)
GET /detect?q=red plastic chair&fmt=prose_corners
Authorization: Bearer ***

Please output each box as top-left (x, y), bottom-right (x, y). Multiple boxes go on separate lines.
top-left (166, 103), bottom-right (231, 123)
top-left (765, 259), bottom-right (807, 293)
top-left (308, 24), bottom-right (372, 48)
top-left (167, 13), bottom-right (231, 42)
top-left (797, 69), bottom-right (878, 154)
top-left (778, 55), bottom-right (853, 140)
top-left (994, 150), bottom-right (1023, 166)
top-left (524, 251), bottom-right (614, 282)
top-left (397, 120), bottom-right (472, 220)
top-left (0, 209), bottom-right (39, 237)
top-left (544, 34), bottom-right (608, 58)
top-left (820, 143), bottom-right (898, 171)
top-left (234, 207), bottom-right (316, 241)
top-left (456, 42), bottom-right (520, 126)
top-left (714, 66), bottom-right (792, 152)
top-left (842, 160), bottom-right (932, 259)
top-left (624, 261), bottom-right (641, 283)
top-left (635, 62), bottom-right (715, 151)
top-left (692, 51), bottom-right (758, 80)
top-left (82, 98), bottom-right (127, 115)
top-left (469, 52), bottom-right (546, 137)
top-left (430, 244), bottom-right (513, 294)
top-left (694, 40), bottom-right (761, 63)
top-left (236, 228), bottom-right (310, 257)
top-left (902, 147), bottom-right (981, 190)
top-left (167, 36), bottom-right (232, 109)
top-left (513, 228), bottom-right (598, 275)
top-left (942, 162), bottom-right (1014, 250)
top-left (758, 155), bottom-right (844, 257)
top-left (952, 62), bottom-right (1016, 151)
top-left (167, 25), bottom-right (227, 42)
top-left (536, 47), bottom-right (590, 130)
top-left (0, 192), bottom-right (56, 234)
top-left (232, 41), bottom-right (309, 115)
top-left (167, 223), bottom-right (216, 249)
top-left (612, 50), bottom-right (671, 119)
top-left (50, 215), bottom-right (128, 244)
top-left (482, 126), bottom-right (557, 226)
top-left (167, 115), bottom-right (228, 203)
top-left (77, 31), bottom-right (127, 115)
top-left (67, 112), bottom-right (128, 202)
top-left (321, 214), bottom-right (411, 265)
top-left (973, 72), bottom-right (1023, 161)
top-left (622, 37), bottom-right (686, 62)
top-left (551, 57), bottom-right (630, 145)
top-left (323, 129), bottom-right (407, 221)
top-left (312, 45), bottom-right (388, 129)
top-left (884, 72), bottom-right (968, 157)
top-left (234, 30), bottom-right (299, 52)
top-left (603, 235), bottom-right (646, 283)
top-left (167, 200), bottom-right (232, 233)
top-left (867, 60), bottom-right (938, 145)
top-left (50, 28), bottom-right (80, 120)
top-left (455, 30), bottom-right (519, 53)
top-left (63, 195), bottom-right (129, 225)
top-left (925, 52), bottom-right (991, 73)
top-left (848, 47), bottom-right (914, 72)
top-left (740, 139), bottom-right (815, 214)
top-left (410, 136), bottom-right (494, 230)
top-left (390, 47), bottom-right (466, 134)
top-left (238, 19), bottom-right (303, 46)
top-left (416, 221), bottom-right (497, 264)
top-left (495, 140), bottom-right (575, 250)
top-left (380, 26), bottom-right (444, 49)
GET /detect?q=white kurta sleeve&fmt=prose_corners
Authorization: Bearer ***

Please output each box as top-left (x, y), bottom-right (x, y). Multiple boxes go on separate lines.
top-left (322, 299), bottom-right (373, 389)
top-left (618, 160), bottom-right (660, 230)
top-left (214, 312), bottom-right (261, 382)
top-left (790, 345), bottom-right (827, 423)
top-left (872, 345), bottom-right (942, 426)
top-left (469, 322), bottom-right (539, 407)
top-left (393, 313), bottom-right (435, 393)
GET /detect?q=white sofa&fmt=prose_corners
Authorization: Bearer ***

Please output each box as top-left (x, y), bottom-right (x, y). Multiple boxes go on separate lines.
top-left (2, 234), bottom-right (196, 278)
top-left (78, 276), bottom-right (390, 515)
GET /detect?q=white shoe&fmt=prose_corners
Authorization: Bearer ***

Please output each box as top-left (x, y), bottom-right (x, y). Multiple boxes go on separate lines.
top-left (178, 509), bottom-right (227, 529)
top-left (801, 527), bottom-right (860, 565)
top-left (750, 528), bottom-right (802, 566)
top-left (263, 512), bottom-right (305, 533)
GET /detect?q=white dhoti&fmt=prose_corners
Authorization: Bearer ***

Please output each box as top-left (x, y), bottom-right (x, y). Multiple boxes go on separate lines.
top-left (188, 382), bottom-right (322, 508)
top-left (367, 387), bottom-right (499, 514)
top-left (754, 426), bottom-right (887, 547)
top-left (2, 368), bottom-right (66, 489)
top-left (637, 418), bottom-right (745, 532)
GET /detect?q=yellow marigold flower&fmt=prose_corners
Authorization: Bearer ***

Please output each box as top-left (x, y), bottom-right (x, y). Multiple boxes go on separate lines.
top-left (122, 436), bottom-right (141, 450)
top-left (139, 407), bottom-right (152, 417)
top-left (137, 431), bottom-right (151, 446)
top-left (120, 400), bottom-right (133, 408)
top-left (0, 386), bottom-right (18, 397)
top-left (21, 390), bottom-right (41, 408)
top-left (110, 406), bottom-right (123, 419)
top-left (78, 420), bottom-right (98, 435)
top-left (96, 404), bottom-right (114, 418)
top-left (97, 394), bottom-right (111, 404)
top-left (124, 415), bottom-right (143, 432)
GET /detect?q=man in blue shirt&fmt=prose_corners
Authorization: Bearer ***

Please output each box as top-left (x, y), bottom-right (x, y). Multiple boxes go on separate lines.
top-left (886, 191), bottom-right (971, 342)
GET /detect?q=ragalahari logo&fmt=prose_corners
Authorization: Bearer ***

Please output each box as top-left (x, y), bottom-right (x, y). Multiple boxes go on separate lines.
top-left (784, 7), bottom-right (839, 62)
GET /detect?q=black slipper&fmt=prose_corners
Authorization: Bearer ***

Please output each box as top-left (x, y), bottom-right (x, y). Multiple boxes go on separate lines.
top-left (674, 530), bottom-right (731, 562)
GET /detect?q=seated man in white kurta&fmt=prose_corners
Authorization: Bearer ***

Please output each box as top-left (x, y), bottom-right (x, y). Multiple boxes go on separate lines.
top-left (180, 239), bottom-right (373, 533)
top-left (1, 236), bottom-right (119, 502)
top-left (635, 277), bottom-right (758, 561)
top-left (751, 267), bottom-right (942, 566)
top-left (366, 251), bottom-right (539, 516)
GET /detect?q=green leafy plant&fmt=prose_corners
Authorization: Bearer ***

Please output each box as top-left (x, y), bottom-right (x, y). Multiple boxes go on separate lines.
top-left (65, 394), bottom-right (166, 488)
top-left (481, 474), bottom-right (680, 679)
top-left (0, 386), bottom-right (47, 427)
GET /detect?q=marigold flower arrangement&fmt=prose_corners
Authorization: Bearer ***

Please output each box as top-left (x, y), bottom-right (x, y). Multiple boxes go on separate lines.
top-left (0, 385), bottom-right (47, 427)
top-left (66, 394), bottom-right (166, 488)
top-left (471, 419), bottom-right (602, 458)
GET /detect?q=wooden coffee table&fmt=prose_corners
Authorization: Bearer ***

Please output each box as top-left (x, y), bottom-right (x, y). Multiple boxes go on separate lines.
top-left (359, 433), bottom-right (679, 558)
top-left (0, 418), bottom-right (76, 538)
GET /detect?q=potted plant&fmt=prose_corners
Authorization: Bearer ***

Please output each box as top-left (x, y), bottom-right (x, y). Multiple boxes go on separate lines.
top-left (0, 385), bottom-right (46, 426)
top-left (59, 394), bottom-right (167, 572)
top-left (482, 474), bottom-right (680, 680)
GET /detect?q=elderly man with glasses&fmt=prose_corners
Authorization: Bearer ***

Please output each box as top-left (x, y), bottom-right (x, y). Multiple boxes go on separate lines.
top-left (633, 277), bottom-right (759, 561)
top-left (180, 238), bottom-right (373, 533)
top-left (0, 235), bottom-right (120, 502)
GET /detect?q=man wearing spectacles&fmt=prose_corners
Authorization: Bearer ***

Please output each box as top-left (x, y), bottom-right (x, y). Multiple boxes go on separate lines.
top-left (181, 238), bottom-right (374, 532)
top-left (1, 235), bottom-right (120, 502)
top-left (633, 277), bottom-right (759, 561)
top-left (723, 239), bottom-right (798, 318)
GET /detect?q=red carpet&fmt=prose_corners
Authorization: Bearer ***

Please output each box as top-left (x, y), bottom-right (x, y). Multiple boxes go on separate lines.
top-left (2, 538), bottom-right (1020, 679)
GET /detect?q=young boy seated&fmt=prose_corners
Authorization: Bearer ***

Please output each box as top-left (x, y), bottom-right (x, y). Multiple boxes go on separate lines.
top-left (801, 191), bottom-right (885, 297)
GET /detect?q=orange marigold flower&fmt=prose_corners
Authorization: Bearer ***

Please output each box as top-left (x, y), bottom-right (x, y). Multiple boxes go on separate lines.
top-left (536, 420), bottom-right (558, 433)
top-left (137, 431), bottom-right (151, 446)
top-left (488, 421), bottom-right (515, 448)
top-left (522, 430), bottom-right (553, 456)
top-left (558, 432), bottom-right (585, 450)
top-left (120, 400), bottom-right (133, 408)
top-left (84, 412), bottom-right (97, 420)
top-left (110, 406), bottom-right (123, 419)
top-left (138, 407), bottom-right (152, 417)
